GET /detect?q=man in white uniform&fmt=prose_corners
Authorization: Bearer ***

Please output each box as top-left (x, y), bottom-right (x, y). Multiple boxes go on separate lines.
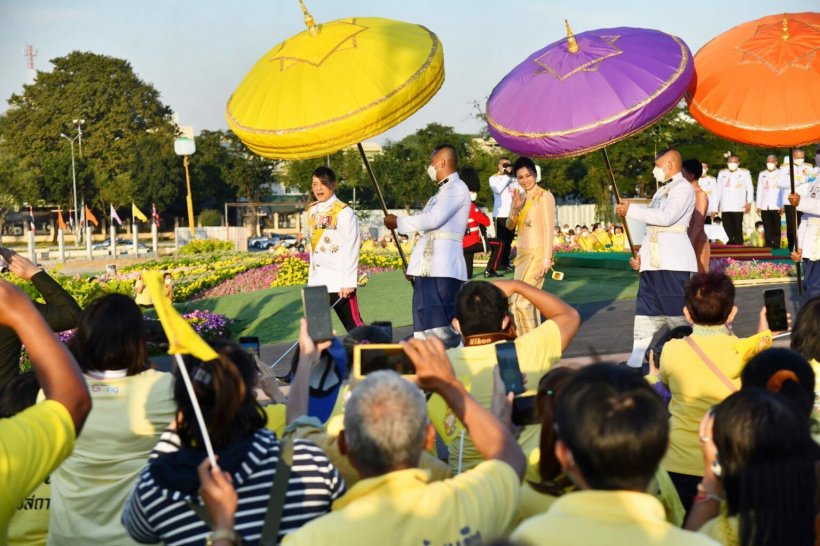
top-left (307, 166), bottom-right (364, 332)
top-left (489, 158), bottom-right (521, 271)
top-left (777, 149), bottom-right (814, 251)
top-left (616, 149), bottom-right (696, 370)
top-left (788, 148), bottom-right (820, 299)
top-left (384, 145), bottom-right (470, 348)
top-left (698, 162), bottom-right (719, 222)
top-left (717, 155), bottom-right (754, 245)
top-left (756, 154), bottom-right (783, 249)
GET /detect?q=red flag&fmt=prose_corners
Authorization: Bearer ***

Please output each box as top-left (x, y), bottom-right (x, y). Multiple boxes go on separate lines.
top-left (28, 207), bottom-right (36, 233)
top-left (152, 203), bottom-right (161, 228)
top-left (85, 205), bottom-right (99, 227)
top-left (57, 208), bottom-right (67, 231)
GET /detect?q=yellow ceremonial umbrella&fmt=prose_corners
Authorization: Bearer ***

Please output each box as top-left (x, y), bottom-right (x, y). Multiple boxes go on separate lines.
top-left (226, 1), bottom-right (446, 269)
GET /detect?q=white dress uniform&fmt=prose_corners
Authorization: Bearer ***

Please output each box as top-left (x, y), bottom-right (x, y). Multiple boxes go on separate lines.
top-left (796, 172), bottom-right (820, 298)
top-left (717, 168), bottom-right (754, 212)
top-left (698, 174), bottom-right (719, 215)
top-left (776, 162), bottom-right (814, 197)
top-left (397, 173), bottom-right (471, 281)
top-left (307, 195), bottom-right (360, 293)
top-left (756, 168), bottom-right (782, 211)
top-left (488, 174), bottom-right (522, 218)
top-left (626, 174), bottom-right (697, 273)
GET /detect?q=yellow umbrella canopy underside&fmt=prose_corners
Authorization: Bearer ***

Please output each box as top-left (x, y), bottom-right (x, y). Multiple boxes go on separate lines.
top-left (226, 16), bottom-right (445, 160)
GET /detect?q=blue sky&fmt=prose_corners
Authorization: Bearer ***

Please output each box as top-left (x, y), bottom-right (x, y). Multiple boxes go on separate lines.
top-left (0, 0), bottom-right (816, 143)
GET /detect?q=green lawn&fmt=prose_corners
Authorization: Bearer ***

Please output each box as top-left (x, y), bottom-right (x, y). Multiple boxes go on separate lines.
top-left (176, 266), bottom-right (639, 345)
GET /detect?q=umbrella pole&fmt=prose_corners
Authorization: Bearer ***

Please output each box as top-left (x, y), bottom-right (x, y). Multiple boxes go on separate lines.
top-left (788, 149), bottom-right (803, 296)
top-left (601, 148), bottom-right (637, 260)
top-left (356, 143), bottom-right (409, 271)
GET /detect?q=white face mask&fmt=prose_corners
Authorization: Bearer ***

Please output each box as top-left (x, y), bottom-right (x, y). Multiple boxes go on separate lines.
top-left (469, 191), bottom-right (477, 202)
top-left (727, 162), bottom-right (739, 171)
top-left (757, 227), bottom-right (764, 232)
top-left (652, 166), bottom-right (665, 183)
top-left (794, 158), bottom-right (804, 166)
top-left (767, 162), bottom-right (776, 170)
top-left (700, 170), bottom-right (708, 178)
top-left (427, 164), bottom-right (438, 182)
top-left (582, 231), bottom-right (589, 237)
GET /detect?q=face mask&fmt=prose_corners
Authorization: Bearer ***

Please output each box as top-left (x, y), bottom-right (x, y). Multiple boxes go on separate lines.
top-left (700, 170), bottom-right (708, 178)
top-left (652, 166), bottom-right (665, 183)
top-left (582, 231), bottom-right (589, 237)
top-left (165, 279), bottom-right (172, 286)
top-left (766, 162), bottom-right (776, 170)
top-left (469, 191), bottom-right (477, 202)
top-left (757, 227), bottom-right (764, 232)
top-left (794, 158), bottom-right (804, 166)
top-left (727, 162), bottom-right (738, 171)
top-left (427, 164), bottom-right (438, 182)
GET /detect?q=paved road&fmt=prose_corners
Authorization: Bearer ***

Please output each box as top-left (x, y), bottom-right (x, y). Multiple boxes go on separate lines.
top-left (259, 280), bottom-right (799, 375)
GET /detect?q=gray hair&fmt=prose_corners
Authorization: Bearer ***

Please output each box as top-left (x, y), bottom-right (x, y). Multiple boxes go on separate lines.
top-left (343, 370), bottom-right (428, 475)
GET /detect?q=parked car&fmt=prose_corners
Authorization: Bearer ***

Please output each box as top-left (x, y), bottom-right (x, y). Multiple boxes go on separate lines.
top-left (91, 238), bottom-right (147, 254)
top-left (249, 234), bottom-right (300, 250)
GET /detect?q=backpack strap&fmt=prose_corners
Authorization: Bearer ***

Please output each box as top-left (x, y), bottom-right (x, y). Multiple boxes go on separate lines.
top-left (259, 438), bottom-right (295, 545)
top-left (684, 336), bottom-right (738, 393)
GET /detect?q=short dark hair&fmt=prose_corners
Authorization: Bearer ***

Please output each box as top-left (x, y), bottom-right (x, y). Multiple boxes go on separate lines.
top-left (312, 166), bottom-right (337, 187)
top-left (555, 364), bottom-right (668, 491)
top-left (684, 272), bottom-right (735, 325)
top-left (0, 371), bottom-right (40, 418)
top-left (433, 143), bottom-right (458, 164)
top-left (791, 297), bottom-right (820, 363)
top-left (175, 341), bottom-right (267, 449)
top-left (713, 389), bottom-right (817, 546)
top-left (537, 367), bottom-right (577, 491)
top-left (655, 148), bottom-right (674, 160)
top-left (459, 166), bottom-right (481, 193)
top-left (741, 348), bottom-right (815, 418)
top-left (682, 159), bottom-right (702, 179)
top-left (454, 281), bottom-right (509, 336)
top-left (754, 221), bottom-right (764, 228)
top-left (513, 157), bottom-right (536, 177)
top-left (69, 294), bottom-right (148, 376)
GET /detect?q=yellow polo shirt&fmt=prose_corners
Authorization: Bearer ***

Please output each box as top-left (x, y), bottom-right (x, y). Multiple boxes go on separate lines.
top-left (7, 478), bottom-right (50, 546)
top-left (699, 513), bottom-right (738, 545)
top-left (0, 401), bottom-right (75, 546)
top-left (512, 490), bottom-right (720, 546)
top-left (282, 460), bottom-right (520, 546)
top-left (435, 320), bottom-right (563, 473)
top-left (660, 328), bottom-right (771, 476)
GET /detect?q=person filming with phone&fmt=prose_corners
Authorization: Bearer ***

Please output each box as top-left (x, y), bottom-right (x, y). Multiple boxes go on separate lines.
top-left (0, 248), bottom-right (81, 390)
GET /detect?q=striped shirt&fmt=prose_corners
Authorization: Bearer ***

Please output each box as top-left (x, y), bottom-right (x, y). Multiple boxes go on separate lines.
top-left (122, 429), bottom-right (345, 545)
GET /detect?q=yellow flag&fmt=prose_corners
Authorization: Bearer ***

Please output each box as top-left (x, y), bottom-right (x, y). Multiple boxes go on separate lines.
top-left (132, 203), bottom-right (149, 223)
top-left (143, 271), bottom-right (218, 361)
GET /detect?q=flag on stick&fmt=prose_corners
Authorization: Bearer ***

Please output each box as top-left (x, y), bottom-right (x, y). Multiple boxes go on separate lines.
top-left (152, 203), bottom-right (161, 228)
top-left (57, 208), bottom-right (67, 231)
top-left (143, 271), bottom-right (219, 466)
top-left (85, 205), bottom-right (99, 227)
top-left (110, 204), bottom-right (123, 226)
top-left (132, 203), bottom-right (148, 223)
top-left (28, 207), bottom-right (36, 233)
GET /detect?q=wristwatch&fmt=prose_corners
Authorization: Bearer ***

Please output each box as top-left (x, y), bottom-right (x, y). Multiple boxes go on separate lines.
top-left (206, 529), bottom-right (240, 545)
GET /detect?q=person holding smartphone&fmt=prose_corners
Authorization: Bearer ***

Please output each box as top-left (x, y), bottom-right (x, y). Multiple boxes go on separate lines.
top-left (306, 166), bottom-right (364, 332)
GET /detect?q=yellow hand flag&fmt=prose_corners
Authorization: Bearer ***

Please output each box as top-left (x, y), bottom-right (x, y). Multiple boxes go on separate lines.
top-left (132, 203), bottom-right (149, 223)
top-left (142, 271), bottom-right (218, 361)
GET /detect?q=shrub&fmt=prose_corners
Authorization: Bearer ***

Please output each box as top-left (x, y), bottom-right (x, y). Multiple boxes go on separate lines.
top-left (178, 239), bottom-right (233, 255)
top-left (198, 209), bottom-right (222, 227)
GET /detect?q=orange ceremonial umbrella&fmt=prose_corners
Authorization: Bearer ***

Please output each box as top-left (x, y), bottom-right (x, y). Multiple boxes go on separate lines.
top-left (687, 12), bottom-right (820, 294)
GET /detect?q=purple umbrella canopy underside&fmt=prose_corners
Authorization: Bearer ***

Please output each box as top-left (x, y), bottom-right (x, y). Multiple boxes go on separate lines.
top-left (487, 26), bottom-right (694, 158)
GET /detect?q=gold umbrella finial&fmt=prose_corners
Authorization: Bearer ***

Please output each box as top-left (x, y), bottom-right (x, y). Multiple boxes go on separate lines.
top-left (782, 15), bottom-right (790, 41)
top-left (298, 0), bottom-right (318, 34)
top-left (565, 20), bottom-right (580, 53)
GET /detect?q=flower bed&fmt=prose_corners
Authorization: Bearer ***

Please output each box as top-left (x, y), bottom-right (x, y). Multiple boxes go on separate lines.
top-left (711, 258), bottom-right (796, 281)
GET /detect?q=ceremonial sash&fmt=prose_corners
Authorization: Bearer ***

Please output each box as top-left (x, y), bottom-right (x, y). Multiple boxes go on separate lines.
top-left (308, 200), bottom-right (347, 252)
top-left (516, 188), bottom-right (541, 232)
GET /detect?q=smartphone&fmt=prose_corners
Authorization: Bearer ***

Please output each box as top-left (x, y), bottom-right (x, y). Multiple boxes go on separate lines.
top-left (353, 344), bottom-right (416, 378)
top-left (764, 288), bottom-right (788, 331)
top-left (0, 247), bottom-right (13, 264)
top-left (302, 286), bottom-right (333, 342)
top-left (511, 395), bottom-right (540, 427)
top-left (239, 336), bottom-right (260, 357)
top-left (495, 342), bottom-right (525, 395)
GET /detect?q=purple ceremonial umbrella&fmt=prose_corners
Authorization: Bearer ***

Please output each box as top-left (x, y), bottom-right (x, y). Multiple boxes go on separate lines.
top-left (487, 23), bottom-right (694, 158)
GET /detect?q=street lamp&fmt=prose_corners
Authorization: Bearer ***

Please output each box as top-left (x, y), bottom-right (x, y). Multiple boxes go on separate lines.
top-left (174, 137), bottom-right (196, 238)
top-left (72, 119), bottom-right (85, 157)
top-left (60, 131), bottom-right (80, 245)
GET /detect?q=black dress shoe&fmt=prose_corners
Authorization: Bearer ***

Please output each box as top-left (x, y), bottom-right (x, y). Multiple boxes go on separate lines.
top-left (504, 265), bottom-right (515, 272)
top-left (483, 270), bottom-right (501, 278)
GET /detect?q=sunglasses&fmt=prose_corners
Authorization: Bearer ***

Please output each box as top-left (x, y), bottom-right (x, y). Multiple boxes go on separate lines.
top-left (502, 163), bottom-right (511, 168)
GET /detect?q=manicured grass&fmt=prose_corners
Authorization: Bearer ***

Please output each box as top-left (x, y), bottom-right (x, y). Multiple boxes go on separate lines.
top-left (176, 265), bottom-right (639, 345)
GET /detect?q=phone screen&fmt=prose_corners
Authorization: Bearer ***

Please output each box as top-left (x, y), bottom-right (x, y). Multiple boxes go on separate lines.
top-left (511, 395), bottom-right (540, 427)
top-left (356, 345), bottom-right (416, 376)
top-left (302, 286), bottom-right (333, 342)
top-left (495, 342), bottom-right (525, 395)
top-left (764, 289), bottom-right (788, 331)
top-left (239, 336), bottom-right (260, 356)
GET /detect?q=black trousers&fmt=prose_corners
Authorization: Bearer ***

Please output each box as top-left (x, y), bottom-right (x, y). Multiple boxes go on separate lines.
top-left (463, 239), bottom-right (503, 278)
top-left (328, 292), bottom-right (364, 333)
top-left (760, 209), bottom-right (782, 248)
top-left (494, 217), bottom-right (516, 269)
top-left (722, 211), bottom-right (744, 245)
top-left (668, 471), bottom-right (703, 518)
top-left (784, 205), bottom-right (803, 251)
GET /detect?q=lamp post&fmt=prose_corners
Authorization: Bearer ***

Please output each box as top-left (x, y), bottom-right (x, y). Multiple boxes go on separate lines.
top-left (174, 137), bottom-right (196, 239)
top-left (72, 119), bottom-right (85, 157)
top-left (60, 132), bottom-right (80, 246)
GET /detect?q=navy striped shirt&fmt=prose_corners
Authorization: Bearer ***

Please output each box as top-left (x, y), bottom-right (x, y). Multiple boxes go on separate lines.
top-left (122, 429), bottom-right (345, 545)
